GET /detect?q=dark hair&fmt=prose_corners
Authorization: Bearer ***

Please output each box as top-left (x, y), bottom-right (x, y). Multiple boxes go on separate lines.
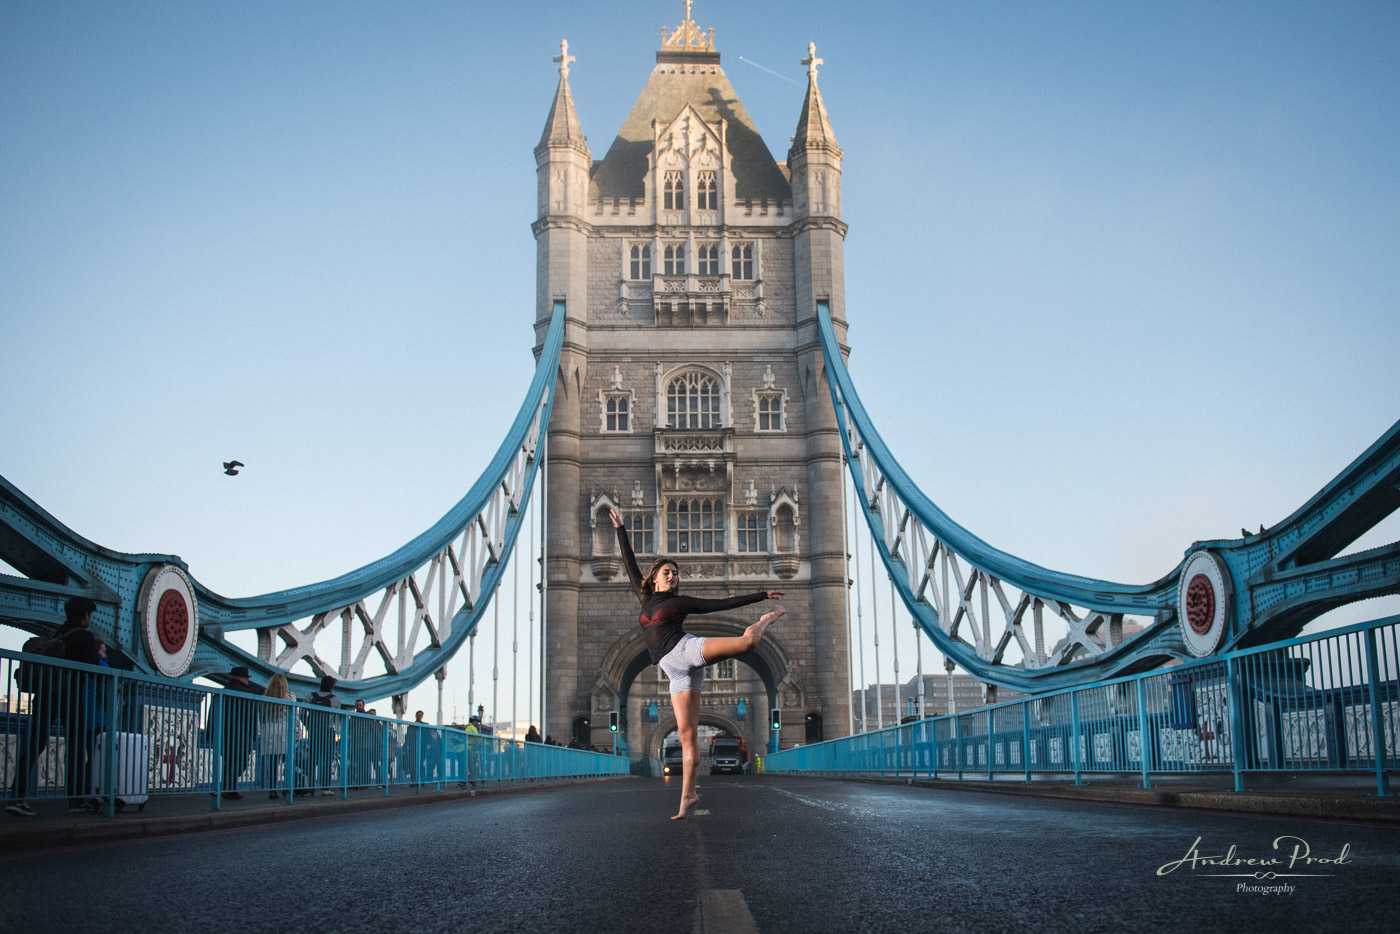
top-left (319, 675), bottom-right (337, 692)
top-left (640, 558), bottom-right (680, 597)
top-left (64, 596), bottom-right (97, 623)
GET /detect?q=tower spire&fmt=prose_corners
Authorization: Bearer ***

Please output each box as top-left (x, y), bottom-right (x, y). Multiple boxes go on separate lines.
top-left (792, 42), bottom-right (840, 154)
top-left (538, 38), bottom-right (586, 150)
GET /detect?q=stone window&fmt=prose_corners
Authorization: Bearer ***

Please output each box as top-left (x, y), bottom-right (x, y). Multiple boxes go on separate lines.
top-left (735, 511), bottom-right (769, 553)
top-left (752, 366), bottom-right (786, 432)
top-left (756, 393), bottom-right (784, 431)
top-left (696, 171), bottom-right (718, 210)
top-left (697, 243), bottom-right (720, 275)
top-left (599, 366), bottom-right (634, 434)
top-left (623, 511), bottom-right (654, 554)
top-left (667, 371), bottom-right (721, 429)
top-left (731, 243), bottom-right (754, 280)
top-left (667, 497), bottom-right (725, 553)
top-left (663, 171), bottom-right (684, 210)
top-left (712, 658), bottom-right (736, 679)
top-left (604, 394), bottom-right (630, 432)
top-left (629, 243), bottom-right (651, 279)
top-left (663, 243), bottom-right (685, 276)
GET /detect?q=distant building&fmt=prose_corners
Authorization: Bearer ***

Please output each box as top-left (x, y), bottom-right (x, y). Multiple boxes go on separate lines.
top-left (851, 673), bottom-right (1027, 730)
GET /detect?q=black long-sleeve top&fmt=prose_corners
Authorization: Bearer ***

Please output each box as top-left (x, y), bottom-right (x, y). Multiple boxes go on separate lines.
top-left (615, 524), bottom-right (768, 664)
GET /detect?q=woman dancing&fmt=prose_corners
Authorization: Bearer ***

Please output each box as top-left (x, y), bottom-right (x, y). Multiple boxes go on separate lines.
top-left (608, 507), bottom-right (784, 820)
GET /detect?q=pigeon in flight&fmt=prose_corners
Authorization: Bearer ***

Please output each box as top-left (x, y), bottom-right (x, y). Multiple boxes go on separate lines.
top-left (223, 460), bottom-right (244, 476)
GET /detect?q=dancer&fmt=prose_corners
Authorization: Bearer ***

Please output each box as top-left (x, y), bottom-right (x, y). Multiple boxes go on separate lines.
top-left (608, 507), bottom-right (783, 820)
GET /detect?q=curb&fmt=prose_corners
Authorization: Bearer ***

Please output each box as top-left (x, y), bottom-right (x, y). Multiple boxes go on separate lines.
top-left (823, 775), bottom-right (1400, 823)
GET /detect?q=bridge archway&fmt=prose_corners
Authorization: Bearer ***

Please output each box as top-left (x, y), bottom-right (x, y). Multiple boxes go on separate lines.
top-left (592, 614), bottom-right (800, 757)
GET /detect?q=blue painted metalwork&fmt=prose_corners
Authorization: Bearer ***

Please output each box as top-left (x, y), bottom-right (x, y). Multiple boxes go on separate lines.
top-left (0, 645), bottom-right (626, 812)
top-left (816, 300), bottom-right (1400, 691)
top-left (764, 612), bottom-right (1400, 796)
top-left (0, 303), bottom-right (566, 700)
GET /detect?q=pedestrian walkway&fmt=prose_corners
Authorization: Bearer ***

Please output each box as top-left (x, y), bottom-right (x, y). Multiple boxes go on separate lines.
top-left (845, 770), bottom-right (1400, 823)
top-left (1, 776), bottom-right (627, 852)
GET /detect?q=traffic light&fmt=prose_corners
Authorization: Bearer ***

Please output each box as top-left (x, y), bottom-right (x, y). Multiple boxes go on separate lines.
top-left (609, 710), bottom-right (619, 732)
top-left (770, 707), bottom-right (781, 731)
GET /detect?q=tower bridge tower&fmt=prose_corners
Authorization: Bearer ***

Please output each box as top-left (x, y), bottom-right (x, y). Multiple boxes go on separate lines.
top-left (532, 8), bottom-right (851, 755)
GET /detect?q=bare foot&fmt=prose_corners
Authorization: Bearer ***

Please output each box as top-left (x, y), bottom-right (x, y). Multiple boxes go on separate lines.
top-left (671, 793), bottom-right (701, 820)
top-left (748, 605), bottom-right (786, 645)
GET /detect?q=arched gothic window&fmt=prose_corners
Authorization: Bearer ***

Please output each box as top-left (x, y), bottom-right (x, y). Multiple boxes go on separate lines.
top-left (663, 171), bottom-right (684, 210)
top-left (667, 497), bottom-right (724, 553)
top-left (696, 171), bottom-right (717, 210)
top-left (667, 371), bottom-right (721, 430)
top-left (663, 243), bottom-right (685, 276)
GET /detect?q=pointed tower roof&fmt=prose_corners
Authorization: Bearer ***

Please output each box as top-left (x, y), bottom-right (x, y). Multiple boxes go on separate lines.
top-left (590, 5), bottom-right (790, 203)
top-left (538, 39), bottom-right (587, 152)
top-left (790, 43), bottom-right (841, 158)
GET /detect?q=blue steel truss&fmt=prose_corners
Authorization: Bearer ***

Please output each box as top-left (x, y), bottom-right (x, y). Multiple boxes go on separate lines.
top-left (817, 301), bottom-right (1400, 693)
top-left (0, 303), bottom-right (566, 702)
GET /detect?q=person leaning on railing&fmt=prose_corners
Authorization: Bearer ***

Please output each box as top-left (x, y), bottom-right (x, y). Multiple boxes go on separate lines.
top-left (6, 596), bottom-right (101, 817)
top-left (215, 666), bottom-right (263, 800)
top-left (257, 673), bottom-right (295, 799)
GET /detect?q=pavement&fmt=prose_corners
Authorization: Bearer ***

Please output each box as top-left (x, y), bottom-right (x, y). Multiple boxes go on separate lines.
top-left (3, 770), bottom-right (1396, 852)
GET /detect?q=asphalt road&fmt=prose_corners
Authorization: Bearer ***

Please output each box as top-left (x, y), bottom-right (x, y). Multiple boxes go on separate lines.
top-left (4, 776), bottom-right (1397, 934)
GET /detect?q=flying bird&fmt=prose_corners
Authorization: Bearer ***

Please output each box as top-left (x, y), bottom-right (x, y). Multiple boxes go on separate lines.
top-left (223, 460), bottom-right (244, 476)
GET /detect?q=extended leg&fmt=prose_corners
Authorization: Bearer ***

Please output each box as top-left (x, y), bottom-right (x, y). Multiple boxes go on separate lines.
top-left (670, 688), bottom-right (702, 820)
top-left (701, 605), bottom-right (786, 664)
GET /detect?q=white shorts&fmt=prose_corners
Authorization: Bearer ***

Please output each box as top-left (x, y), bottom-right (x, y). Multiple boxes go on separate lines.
top-left (657, 634), bottom-right (709, 693)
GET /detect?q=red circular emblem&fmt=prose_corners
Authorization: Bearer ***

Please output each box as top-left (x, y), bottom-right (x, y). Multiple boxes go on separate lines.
top-left (156, 589), bottom-right (190, 654)
top-left (1184, 574), bottom-right (1215, 635)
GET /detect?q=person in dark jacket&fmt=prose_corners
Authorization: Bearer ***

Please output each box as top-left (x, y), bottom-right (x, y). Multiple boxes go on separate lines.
top-left (302, 676), bottom-right (341, 796)
top-left (216, 666), bottom-right (263, 800)
top-left (6, 597), bottom-right (101, 816)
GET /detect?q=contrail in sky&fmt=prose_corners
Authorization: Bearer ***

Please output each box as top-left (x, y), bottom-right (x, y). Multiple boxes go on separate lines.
top-left (737, 56), bottom-right (803, 85)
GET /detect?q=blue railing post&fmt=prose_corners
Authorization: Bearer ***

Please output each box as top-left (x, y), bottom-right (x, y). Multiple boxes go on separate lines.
top-left (1070, 691), bottom-right (1083, 786)
top-left (210, 693), bottom-right (224, 809)
top-left (338, 710), bottom-right (349, 799)
top-left (101, 670), bottom-right (119, 817)
top-left (1227, 656), bottom-right (1247, 792)
top-left (1022, 701), bottom-right (1032, 784)
top-left (381, 721), bottom-right (391, 796)
top-left (1363, 628), bottom-right (1391, 796)
top-left (954, 715), bottom-right (963, 781)
top-left (1135, 677), bottom-right (1152, 789)
top-left (284, 704), bottom-right (296, 803)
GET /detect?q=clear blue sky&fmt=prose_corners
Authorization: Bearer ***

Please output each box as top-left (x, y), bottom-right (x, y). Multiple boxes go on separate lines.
top-left (3, 2), bottom-right (1397, 722)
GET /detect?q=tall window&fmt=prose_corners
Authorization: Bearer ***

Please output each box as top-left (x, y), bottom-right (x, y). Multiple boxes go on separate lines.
top-left (663, 171), bottom-right (684, 210)
top-left (629, 244), bottom-right (651, 279)
top-left (663, 243), bottom-right (685, 276)
top-left (624, 512), bottom-right (654, 554)
top-left (697, 243), bottom-right (720, 275)
top-left (667, 372), bottom-right (721, 429)
top-left (604, 394), bottom-right (629, 432)
top-left (696, 171), bottom-right (718, 210)
top-left (712, 659), bottom-right (736, 679)
top-left (736, 512), bottom-right (769, 553)
top-left (731, 243), bottom-right (753, 279)
top-left (667, 497), bottom-right (724, 553)
top-left (756, 393), bottom-right (783, 431)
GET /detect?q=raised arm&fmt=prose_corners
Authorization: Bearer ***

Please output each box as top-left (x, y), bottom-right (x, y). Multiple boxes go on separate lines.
top-left (610, 507), bottom-right (645, 601)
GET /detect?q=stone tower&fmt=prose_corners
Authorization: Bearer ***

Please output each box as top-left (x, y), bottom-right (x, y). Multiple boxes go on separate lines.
top-left (532, 9), bottom-right (851, 757)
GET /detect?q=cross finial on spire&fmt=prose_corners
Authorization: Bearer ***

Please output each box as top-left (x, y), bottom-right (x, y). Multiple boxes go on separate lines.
top-left (802, 41), bottom-right (823, 78)
top-left (554, 38), bottom-right (575, 78)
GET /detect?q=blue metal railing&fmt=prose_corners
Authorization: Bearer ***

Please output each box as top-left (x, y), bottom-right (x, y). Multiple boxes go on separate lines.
top-left (1, 647), bottom-right (626, 816)
top-left (764, 613), bottom-right (1400, 796)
